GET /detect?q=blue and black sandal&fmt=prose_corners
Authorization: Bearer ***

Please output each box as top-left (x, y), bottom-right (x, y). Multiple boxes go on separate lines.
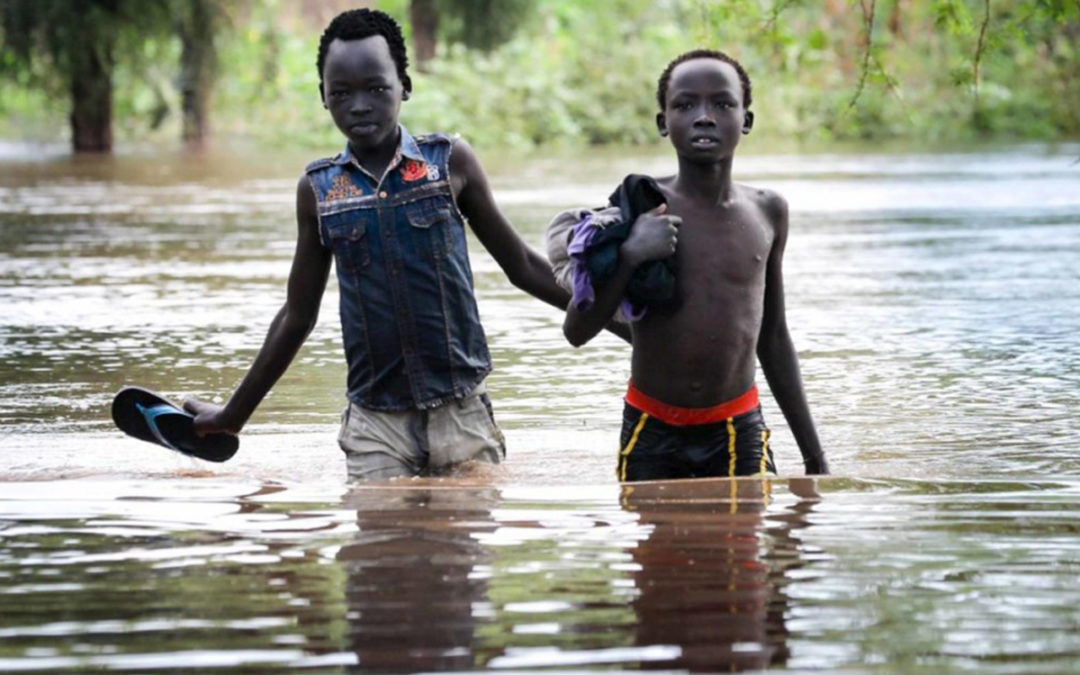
top-left (111, 386), bottom-right (238, 462)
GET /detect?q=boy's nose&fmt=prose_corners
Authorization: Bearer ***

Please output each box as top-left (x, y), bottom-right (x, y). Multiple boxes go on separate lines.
top-left (349, 97), bottom-right (373, 115)
top-left (692, 107), bottom-right (717, 126)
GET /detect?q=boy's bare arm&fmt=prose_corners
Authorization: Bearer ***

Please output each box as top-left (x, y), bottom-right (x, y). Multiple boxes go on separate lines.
top-left (449, 138), bottom-right (631, 342)
top-left (183, 176), bottom-right (333, 434)
top-left (450, 138), bottom-right (572, 309)
top-left (756, 193), bottom-right (829, 475)
top-left (563, 205), bottom-right (678, 347)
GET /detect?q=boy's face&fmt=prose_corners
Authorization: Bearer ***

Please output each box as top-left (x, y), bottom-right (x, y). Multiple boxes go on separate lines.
top-left (657, 58), bottom-right (751, 162)
top-left (321, 35), bottom-right (408, 154)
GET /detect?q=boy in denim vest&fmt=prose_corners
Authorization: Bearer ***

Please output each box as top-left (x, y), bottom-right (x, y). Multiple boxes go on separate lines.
top-left (562, 50), bottom-right (829, 479)
top-left (183, 9), bottom-right (601, 480)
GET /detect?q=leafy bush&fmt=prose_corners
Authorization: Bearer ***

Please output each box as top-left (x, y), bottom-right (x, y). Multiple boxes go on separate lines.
top-left (1, 0), bottom-right (1077, 150)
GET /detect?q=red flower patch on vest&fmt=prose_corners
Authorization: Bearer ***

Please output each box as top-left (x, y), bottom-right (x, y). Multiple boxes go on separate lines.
top-left (400, 159), bottom-right (428, 182)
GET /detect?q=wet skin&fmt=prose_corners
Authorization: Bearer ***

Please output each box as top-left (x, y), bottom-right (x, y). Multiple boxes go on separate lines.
top-left (182, 35), bottom-right (617, 439)
top-left (632, 179), bottom-right (772, 407)
top-left (564, 57), bottom-right (827, 474)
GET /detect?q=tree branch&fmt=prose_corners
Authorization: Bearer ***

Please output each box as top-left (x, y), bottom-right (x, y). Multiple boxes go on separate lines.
top-left (763, 0), bottom-right (798, 33)
top-left (972, 0), bottom-right (991, 113)
top-left (847, 0), bottom-right (877, 110)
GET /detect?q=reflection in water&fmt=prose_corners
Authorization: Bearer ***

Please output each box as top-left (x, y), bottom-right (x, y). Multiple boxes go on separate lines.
top-left (339, 485), bottom-right (499, 672)
top-left (5, 479), bottom-right (1080, 672)
top-left (328, 480), bottom-right (821, 672)
top-left (621, 478), bottom-right (818, 671)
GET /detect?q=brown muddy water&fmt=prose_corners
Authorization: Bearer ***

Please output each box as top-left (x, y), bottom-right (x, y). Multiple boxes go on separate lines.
top-left (1, 140), bottom-right (1080, 672)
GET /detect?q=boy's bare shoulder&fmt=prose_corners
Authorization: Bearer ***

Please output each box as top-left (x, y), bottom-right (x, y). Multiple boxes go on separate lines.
top-left (736, 182), bottom-right (788, 227)
top-left (295, 173), bottom-right (318, 222)
top-left (446, 134), bottom-right (482, 176)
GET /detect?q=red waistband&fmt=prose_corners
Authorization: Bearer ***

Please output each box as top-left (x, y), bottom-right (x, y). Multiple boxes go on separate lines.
top-left (625, 382), bottom-right (759, 426)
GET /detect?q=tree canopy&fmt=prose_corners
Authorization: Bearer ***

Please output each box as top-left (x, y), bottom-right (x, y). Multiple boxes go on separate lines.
top-left (1, 0), bottom-right (1077, 153)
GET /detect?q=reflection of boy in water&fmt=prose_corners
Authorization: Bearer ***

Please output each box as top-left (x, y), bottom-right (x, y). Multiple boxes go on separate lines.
top-left (620, 478), bottom-right (819, 671)
top-left (562, 51), bottom-right (829, 479)
top-left (339, 486), bottom-right (498, 671)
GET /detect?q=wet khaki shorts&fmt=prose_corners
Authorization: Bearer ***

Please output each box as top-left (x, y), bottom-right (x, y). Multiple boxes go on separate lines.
top-left (338, 384), bottom-right (506, 482)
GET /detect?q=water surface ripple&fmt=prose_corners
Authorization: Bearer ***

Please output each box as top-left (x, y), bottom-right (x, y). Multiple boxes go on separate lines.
top-left (2, 145), bottom-right (1079, 671)
top-left (2, 478), bottom-right (1080, 673)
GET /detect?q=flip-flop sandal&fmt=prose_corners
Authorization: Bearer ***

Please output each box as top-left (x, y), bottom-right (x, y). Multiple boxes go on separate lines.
top-left (111, 386), bottom-right (238, 462)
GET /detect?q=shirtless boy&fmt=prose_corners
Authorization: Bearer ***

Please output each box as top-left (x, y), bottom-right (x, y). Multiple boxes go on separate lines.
top-left (563, 49), bottom-right (829, 480)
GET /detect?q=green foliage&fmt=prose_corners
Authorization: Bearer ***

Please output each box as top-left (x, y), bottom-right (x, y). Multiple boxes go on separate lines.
top-left (0, 0), bottom-right (205, 145)
top-left (0, 0), bottom-right (173, 86)
top-left (1, 0), bottom-right (1078, 149)
top-left (440, 0), bottom-right (537, 52)
top-left (935, 0), bottom-right (975, 33)
top-left (403, 0), bottom-right (680, 149)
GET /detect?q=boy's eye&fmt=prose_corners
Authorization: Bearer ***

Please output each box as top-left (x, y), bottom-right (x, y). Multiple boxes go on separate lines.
top-left (369, 85), bottom-right (390, 93)
top-left (329, 90), bottom-right (349, 100)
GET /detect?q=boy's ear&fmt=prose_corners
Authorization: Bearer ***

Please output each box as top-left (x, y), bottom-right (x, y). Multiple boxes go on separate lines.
top-left (402, 75), bottom-right (412, 101)
top-left (742, 111), bottom-right (754, 135)
top-left (656, 112), bottom-right (668, 137)
top-left (318, 83), bottom-right (326, 108)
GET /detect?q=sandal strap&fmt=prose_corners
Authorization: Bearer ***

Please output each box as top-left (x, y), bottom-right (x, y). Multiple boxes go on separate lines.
top-left (135, 402), bottom-right (191, 453)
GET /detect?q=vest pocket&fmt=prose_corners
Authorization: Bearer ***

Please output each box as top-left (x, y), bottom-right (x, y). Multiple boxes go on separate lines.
top-left (406, 206), bottom-right (452, 229)
top-left (324, 219), bottom-right (371, 269)
top-left (406, 205), bottom-right (453, 260)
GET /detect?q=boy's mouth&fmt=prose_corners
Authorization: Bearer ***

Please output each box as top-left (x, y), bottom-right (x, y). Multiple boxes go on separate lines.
top-left (690, 135), bottom-right (720, 149)
top-left (349, 122), bottom-right (379, 135)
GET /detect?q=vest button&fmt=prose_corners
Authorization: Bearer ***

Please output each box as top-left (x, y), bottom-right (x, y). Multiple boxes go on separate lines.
top-left (378, 190), bottom-right (388, 198)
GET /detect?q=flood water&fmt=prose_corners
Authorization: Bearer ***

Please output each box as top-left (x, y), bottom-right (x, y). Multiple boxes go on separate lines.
top-left (2, 141), bottom-right (1079, 672)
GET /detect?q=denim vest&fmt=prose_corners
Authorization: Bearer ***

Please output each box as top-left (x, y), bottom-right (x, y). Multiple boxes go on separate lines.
top-left (305, 126), bottom-right (491, 411)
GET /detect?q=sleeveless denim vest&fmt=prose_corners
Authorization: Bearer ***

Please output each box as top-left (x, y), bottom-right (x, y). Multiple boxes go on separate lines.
top-left (305, 126), bottom-right (491, 411)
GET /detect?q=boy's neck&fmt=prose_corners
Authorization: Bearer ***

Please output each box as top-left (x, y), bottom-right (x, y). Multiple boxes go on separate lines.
top-left (673, 155), bottom-right (735, 205)
top-left (348, 129), bottom-right (401, 182)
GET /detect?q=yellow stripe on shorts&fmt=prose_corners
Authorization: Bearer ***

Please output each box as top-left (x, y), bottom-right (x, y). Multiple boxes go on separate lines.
top-left (760, 428), bottom-right (770, 475)
top-left (618, 413), bottom-right (649, 481)
top-left (726, 416), bottom-right (736, 477)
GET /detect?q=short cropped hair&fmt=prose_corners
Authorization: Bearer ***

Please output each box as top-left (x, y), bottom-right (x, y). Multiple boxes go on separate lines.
top-left (316, 9), bottom-right (411, 92)
top-left (656, 49), bottom-right (752, 111)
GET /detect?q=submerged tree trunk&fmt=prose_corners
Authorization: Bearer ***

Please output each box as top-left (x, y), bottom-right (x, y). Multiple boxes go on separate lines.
top-left (178, 0), bottom-right (217, 149)
top-left (410, 0), bottom-right (438, 69)
top-left (69, 42), bottom-right (113, 153)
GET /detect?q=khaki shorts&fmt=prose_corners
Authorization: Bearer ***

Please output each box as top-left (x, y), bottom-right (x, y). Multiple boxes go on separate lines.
top-left (338, 384), bottom-right (506, 482)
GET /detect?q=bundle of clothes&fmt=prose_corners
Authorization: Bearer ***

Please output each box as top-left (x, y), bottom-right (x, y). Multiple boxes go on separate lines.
top-left (545, 174), bottom-right (678, 322)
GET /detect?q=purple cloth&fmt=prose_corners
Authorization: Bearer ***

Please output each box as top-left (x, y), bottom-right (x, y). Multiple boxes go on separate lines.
top-left (567, 214), bottom-right (646, 321)
top-left (567, 214), bottom-right (600, 311)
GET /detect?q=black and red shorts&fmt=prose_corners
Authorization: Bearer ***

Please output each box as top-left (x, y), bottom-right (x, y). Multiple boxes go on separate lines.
top-left (617, 383), bottom-right (777, 482)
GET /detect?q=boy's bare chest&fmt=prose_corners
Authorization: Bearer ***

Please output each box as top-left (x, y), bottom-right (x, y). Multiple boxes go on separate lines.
top-left (669, 201), bottom-right (773, 283)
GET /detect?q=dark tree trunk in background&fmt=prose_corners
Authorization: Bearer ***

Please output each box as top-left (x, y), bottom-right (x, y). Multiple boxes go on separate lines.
top-left (410, 0), bottom-right (438, 69)
top-left (69, 41), bottom-right (113, 153)
top-left (178, 0), bottom-right (217, 149)
top-left (888, 0), bottom-right (905, 37)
